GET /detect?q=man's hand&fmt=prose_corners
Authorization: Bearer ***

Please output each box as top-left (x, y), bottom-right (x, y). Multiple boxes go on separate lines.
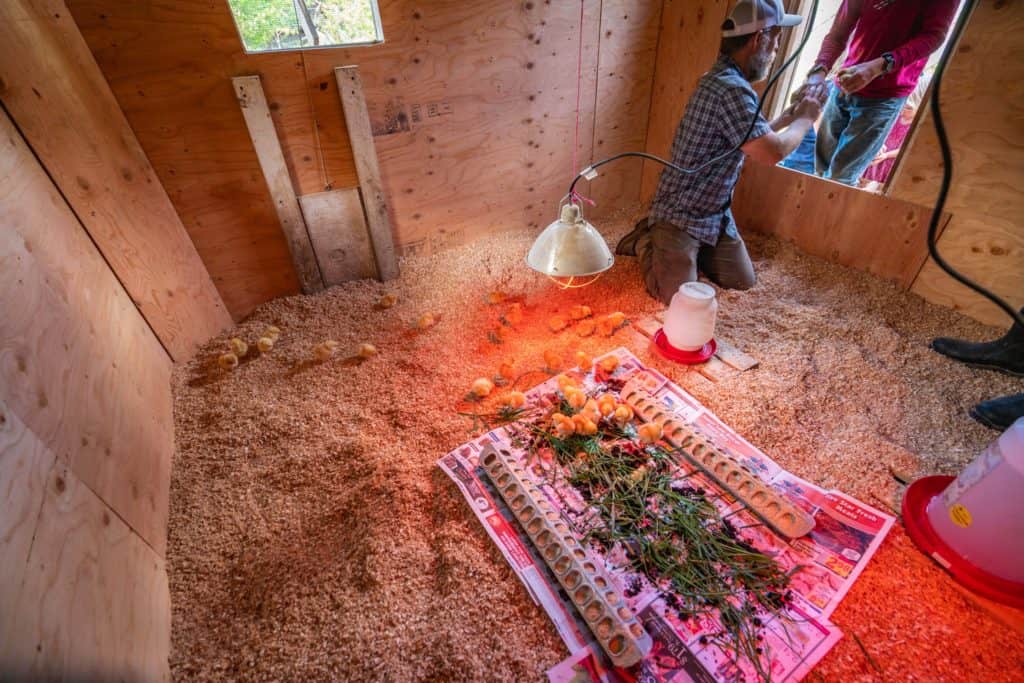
top-left (792, 71), bottom-right (828, 105)
top-left (793, 93), bottom-right (822, 121)
top-left (836, 58), bottom-right (885, 94)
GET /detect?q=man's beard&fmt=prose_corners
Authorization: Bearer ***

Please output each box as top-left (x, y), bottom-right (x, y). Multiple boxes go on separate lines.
top-left (746, 45), bottom-right (775, 82)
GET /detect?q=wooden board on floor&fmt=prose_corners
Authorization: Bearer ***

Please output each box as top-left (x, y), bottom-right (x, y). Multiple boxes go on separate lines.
top-left (0, 400), bottom-right (57, 629)
top-left (234, 75), bottom-right (324, 293)
top-left (0, 109), bottom-right (173, 556)
top-left (714, 338), bottom-right (759, 371)
top-left (0, 460), bottom-right (170, 681)
top-left (335, 66), bottom-right (399, 281)
top-left (299, 188), bottom-right (377, 284)
top-left (0, 0), bottom-right (230, 361)
top-left (732, 162), bottom-right (950, 289)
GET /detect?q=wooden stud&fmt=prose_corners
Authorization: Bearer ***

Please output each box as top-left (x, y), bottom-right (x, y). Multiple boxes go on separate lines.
top-left (233, 75), bottom-right (324, 293)
top-left (334, 66), bottom-right (399, 281)
top-left (714, 338), bottom-right (759, 372)
top-left (696, 355), bottom-right (734, 383)
top-left (633, 316), bottom-right (663, 339)
top-left (299, 188), bottom-right (377, 285)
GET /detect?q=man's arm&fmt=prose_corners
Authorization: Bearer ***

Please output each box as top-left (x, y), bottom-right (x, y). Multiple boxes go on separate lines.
top-left (811, 0), bottom-right (862, 78)
top-left (742, 96), bottom-right (821, 165)
top-left (888, 0), bottom-right (959, 70)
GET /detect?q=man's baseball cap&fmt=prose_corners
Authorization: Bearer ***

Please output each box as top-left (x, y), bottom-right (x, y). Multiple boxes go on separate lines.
top-left (722, 0), bottom-right (803, 37)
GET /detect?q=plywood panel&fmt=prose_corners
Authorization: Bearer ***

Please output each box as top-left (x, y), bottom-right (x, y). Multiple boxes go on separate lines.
top-left (890, 0), bottom-right (1024, 326)
top-left (0, 109), bottom-right (173, 556)
top-left (68, 0), bottom-right (653, 305)
top-left (586, 0), bottom-right (662, 217)
top-left (300, 188), bottom-right (377, 284)
top-left (0, 399), bottom-right (57, 629)
top-left (0, 0), bottom-right (230, 361)
top-left (0, 461), bottom-right (170, 681)
top-left (732, 162), bottom-right (948, 288)
top-left (641, 0), bottom-right (732, 203)
top-left (233, 75), bottom-right (325, 293)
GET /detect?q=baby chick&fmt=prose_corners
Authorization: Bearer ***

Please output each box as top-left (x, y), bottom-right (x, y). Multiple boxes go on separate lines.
top-left (556, 374), bottom-right (577, 393)
top-left (471, 377), bottom-right (495, 398)
top-left (487, 291), bottom-right (507, 305)
top-left (499, 359), bottom-right (516, 380)
top-left (613, 404), bottom-right (634, 427)
top-left (569, 304), bottom-right (592, 320)
top-left (598, 355), bottom-right (620, 373)
top-left (572, 413), bottom-right (598, 436)
top-left (576, 319), bottom-right (596, 337)
top-left (378, 293), bottom-right (397, 309)
top-left (565, 387), bottom-right (587, 409)
top-left (417, 312), bottom-right (437, 330)
top-left (313, 340), bottom-right (340, 362)
top-left (218, 352), bottom-right (239, 370)
top-left (638, 422), bottom-right (663, 443)
top-left (543, 349), bottom-right (562, 371)
top-left (256, 336), bottom-right (275, 353)
top-left (498, 391), bottom-right (527, 409)
top-left (504, 302), bottom-right (524, 326)
top-left (547, 315), bottom-right (568, 333)
top-left (552, 413), bottom-right (576, 438)
top-left (263, 325), bottom-right (281, 341)
top-left (229, 337), bottom-right (248, 356)
top-left (358, 343), bottom-right (378, 358)
top-left (575, 351), bottom-right (592, 371)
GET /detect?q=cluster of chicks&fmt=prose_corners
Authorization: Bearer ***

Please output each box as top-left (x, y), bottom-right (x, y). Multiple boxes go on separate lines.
top-left (547, 373), bottom-right (663, 444)
top-left (548, 305), bottom-right (627, 338)
top-left (217, 325), bottom-right (281, 369)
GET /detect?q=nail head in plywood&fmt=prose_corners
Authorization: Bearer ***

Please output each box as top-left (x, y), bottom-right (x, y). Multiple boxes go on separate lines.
top-left (299, 188), bottom-right (377, 284)
top-left (334, 66), bottom-right (399, 281)
top-left (232, 75), bottom-right (324, 294)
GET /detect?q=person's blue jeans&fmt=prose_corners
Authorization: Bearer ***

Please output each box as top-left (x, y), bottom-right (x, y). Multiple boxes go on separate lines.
top-left (780, 127), bottom-right (817, 175)
top-left (816, 88), bottom-right (906, 185)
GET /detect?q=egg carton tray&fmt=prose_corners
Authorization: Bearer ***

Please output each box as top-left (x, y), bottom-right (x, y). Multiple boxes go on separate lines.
top-left (479, 443), bottom-right (653, 669)
top-left (621, 378), bottom-right (816, 539)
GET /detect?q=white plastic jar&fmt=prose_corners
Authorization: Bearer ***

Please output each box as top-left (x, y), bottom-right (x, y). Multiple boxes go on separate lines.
top-left (664, 282), bottom-right (718, 351)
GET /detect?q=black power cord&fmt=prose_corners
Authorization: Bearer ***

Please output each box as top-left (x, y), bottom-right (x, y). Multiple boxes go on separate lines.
top-left (924, 0), bottom-right (1022, 327)
top-left (567, 0), bottom-right (821, 199)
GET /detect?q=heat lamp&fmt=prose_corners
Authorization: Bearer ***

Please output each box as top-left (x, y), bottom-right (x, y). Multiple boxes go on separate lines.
top-left (526, 202), bottom-right (614, 289)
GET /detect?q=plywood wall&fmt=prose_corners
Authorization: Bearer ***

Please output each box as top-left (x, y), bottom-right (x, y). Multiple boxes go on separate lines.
top-left (1, 108), bottom-right (171, 677)
top-left (888, 0), bottom-right (1024, 327)
top-left (642, 0), bottom-right (1020, 326)
top-left (67, 0), bottom-right (663, 319)
top-left (0, 0), bottom-right (230, 362)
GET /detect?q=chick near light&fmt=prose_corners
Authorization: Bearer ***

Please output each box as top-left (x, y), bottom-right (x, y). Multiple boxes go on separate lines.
top-left (256, 336), bottom-right (275, 353)
top-left (313, 340), bottom-right (339, 362)
top-left (543, 349), bottom-right (562, 371)
top-left (378, 293), bottom-right (397, 309)
top-left (471, 377), bottom-right (495, 398)
top-left (218, 352), bottom-right (239, 369)
top-left (575, 351), bottom-right (592, 371)
top-left (498, 391), bottom-right (527, 409)
top-left (229, 337), bottom-right (248, 356)
top-left (358, 343), bottom-right (378, 358)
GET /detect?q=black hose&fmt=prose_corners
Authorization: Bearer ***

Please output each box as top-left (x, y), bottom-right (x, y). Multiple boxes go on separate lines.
top-left (924, 0), bottom-right (1023, 327)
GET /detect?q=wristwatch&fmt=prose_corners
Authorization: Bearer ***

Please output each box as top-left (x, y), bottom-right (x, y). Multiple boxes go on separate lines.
top-left (881, 52), bottom-right (896, 73)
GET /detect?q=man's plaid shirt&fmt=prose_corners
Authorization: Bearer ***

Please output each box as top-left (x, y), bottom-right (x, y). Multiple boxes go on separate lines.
top-left (649, 54), bottom-right (772, 245)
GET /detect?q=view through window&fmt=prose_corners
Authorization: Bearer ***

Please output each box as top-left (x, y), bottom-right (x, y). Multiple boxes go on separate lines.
top-left (227, 0), bottom-right (383, 53)
top-left (770, 0), bottom-right (967, 194)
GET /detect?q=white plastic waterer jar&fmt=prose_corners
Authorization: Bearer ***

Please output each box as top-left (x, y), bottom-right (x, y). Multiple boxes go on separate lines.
top-left (664, 282), bottom-right (718, 351)
top-left (926, 418), bottom-right (1024, 582)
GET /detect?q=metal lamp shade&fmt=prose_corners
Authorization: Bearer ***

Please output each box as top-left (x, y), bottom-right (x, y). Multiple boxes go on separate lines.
top-left (526, 204), bottom-right (614, 278)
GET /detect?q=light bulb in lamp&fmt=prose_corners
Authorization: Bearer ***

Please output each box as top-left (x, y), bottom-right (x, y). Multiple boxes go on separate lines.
top-left (526, 203), bottom-right (613, 287)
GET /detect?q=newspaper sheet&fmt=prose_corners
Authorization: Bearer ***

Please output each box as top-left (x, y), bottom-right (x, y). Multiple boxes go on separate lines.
top-left (439, 348), bottom-right (893, 682)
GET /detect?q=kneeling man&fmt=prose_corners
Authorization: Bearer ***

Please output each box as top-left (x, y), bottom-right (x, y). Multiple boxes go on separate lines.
top-left (618, 0), bottom-right (824, 303)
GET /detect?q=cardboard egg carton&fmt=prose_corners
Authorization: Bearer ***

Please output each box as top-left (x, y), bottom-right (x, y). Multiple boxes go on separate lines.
top-left (479, 444), bottom-right (652, 668)
top-left (621, 379), bottom-right (815, 539)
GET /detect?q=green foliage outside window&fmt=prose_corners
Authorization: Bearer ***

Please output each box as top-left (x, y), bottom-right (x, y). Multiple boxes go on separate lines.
top-left (227, 0), bottom-right (381, 52)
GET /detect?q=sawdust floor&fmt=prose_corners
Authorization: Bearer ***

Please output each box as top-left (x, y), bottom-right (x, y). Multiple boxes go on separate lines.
top-left (170, 215), bottom-right (1024, 681)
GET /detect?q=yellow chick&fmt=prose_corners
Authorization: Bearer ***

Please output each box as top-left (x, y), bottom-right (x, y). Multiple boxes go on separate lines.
top-left (471, 377), bottom-right (495, 398)
top-left (499, 359), bottom-right (515, 380)
top-left (264, 325), bottom-right (281, 340)
top-left (556, 374), bottom-right (577, 393)
top-left (598, 355), bottom-right (620, 373)
top-left (579, 401), bottom-right (601, 425)
top-left (256, 336), bottom-right (275, 353)
top-left (499, 391), bottom-right (527, 409)
top-left (576, 319), bottom-right (596, 338)
top-left (630, 465), bottom-right (648, 483)
top-left (597, 394), bottom-right (617, 417)
top-left (313, 340), bottom-right (340, 362)
top-left (358, 343), bottom-right (378, 358)
top-left (417, 312), bottom-right (436, 330)
top-left (548, 315), bottom-right (568, 333)
top-left (598, 317), bottom-right (617, 337)
top-left (229, 337), bottom-right (248, 356)
top-left (575, 351), bottom-right (592, 371)
top-left (378, 293), bottom-right (397, 309)
top-left (572, 413), bottom-right (599, 436)
top-left (613, 404), bottom-right (634, 426)
top-left (569, 304), bottom-right (592, 320)
top-left (565, 388), bottom-right (587, 409)
top-left (487, 291), bottom-right (507, 305)
top-left (218, 352), bottom-right (239, 370)
top-left (608, 311), bottom-right (627, 328)
top-left (638, 422), bottom-right (663, 444)
top-left (552, 413), bottom-right (576, 438)
top-left (543, 349), bottom-right (562, 371)
top-left (505, 302), bottom-right (524, 326)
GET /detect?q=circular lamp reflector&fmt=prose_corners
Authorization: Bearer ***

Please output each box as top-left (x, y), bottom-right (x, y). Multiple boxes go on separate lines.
top-left (526, 204), bottom-right (614, 278)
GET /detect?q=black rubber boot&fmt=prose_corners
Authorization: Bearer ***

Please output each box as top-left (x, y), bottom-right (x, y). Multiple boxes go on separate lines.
top-left (970, 393), bottom-right (1024, 431)
top-left (930, 309), bottom-right (1024, 377)
top-left (615, 217), bottom-right (651, 257)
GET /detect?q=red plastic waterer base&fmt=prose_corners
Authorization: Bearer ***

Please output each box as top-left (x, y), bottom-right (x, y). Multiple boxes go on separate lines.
top-left (653, 328), bottom-right (717, 364)
top-left (902, 475), bottom-right (1024, 609)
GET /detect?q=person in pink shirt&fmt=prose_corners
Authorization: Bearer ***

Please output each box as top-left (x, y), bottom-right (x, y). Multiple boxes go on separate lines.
top-left (796, 0), bottom-right (959, 185)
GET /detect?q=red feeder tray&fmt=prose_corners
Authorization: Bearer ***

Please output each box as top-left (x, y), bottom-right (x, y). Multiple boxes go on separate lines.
top-left (902, 475), bottom-right (1024, 609)
top-left (653, 328), bottom-right (716, 364)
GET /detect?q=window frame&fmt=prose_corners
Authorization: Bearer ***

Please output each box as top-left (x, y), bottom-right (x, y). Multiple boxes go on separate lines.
top-left (226, 0), bottom-right (385, 55)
